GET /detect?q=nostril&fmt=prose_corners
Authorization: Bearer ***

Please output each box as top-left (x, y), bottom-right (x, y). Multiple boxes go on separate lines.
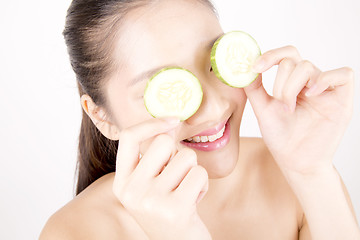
top-left (210, 66), bottom-right (213, 72)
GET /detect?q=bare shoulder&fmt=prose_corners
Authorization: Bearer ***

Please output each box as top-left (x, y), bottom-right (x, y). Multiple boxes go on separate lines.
top-left (239, 137), bottom-right (276, 168)
top-left (239, 137), bottom-right (293, 191)
top-left (239, 137), bottom-right (304, 227)
top-left (39, 173), bottom-right (147, 240)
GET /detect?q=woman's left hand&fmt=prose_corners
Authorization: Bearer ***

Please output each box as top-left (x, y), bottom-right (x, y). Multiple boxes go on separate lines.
top-left (244, 45), bottom-right (354, 176)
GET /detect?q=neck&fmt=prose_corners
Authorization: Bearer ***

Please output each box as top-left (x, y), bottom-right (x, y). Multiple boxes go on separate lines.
top-left (199, 147), bottom-right (255, 211)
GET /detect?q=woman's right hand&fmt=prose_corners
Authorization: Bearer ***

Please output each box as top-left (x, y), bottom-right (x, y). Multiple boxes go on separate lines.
top-left (112, 118), bottom-right (212, 240)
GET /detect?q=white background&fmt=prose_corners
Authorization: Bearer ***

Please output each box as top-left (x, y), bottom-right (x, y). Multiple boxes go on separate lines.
top-left (0, 0), bottom-right (359, 239)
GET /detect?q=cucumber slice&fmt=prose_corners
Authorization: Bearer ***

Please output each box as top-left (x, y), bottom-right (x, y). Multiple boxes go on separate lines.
top-left (144, 67), bottom-right (203, 121)
top-left (211, 31), bottom-right (261, 88)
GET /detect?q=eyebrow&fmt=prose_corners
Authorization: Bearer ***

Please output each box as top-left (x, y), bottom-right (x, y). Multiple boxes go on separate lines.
top-left (127, 34), bottom-right (223, 88)
top-left (127, 65), bottom-right (173, 87)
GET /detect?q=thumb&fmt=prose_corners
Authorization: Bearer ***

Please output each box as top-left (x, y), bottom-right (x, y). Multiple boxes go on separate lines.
top-left (243, 74), bottom-right (272, 118)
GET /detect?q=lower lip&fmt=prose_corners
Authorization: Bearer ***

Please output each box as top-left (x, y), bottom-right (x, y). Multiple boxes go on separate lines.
top-left (180, 119), bottom-right (231, 152)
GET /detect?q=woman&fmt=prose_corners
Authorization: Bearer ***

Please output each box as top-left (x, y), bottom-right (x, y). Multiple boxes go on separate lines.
top-left (40, 0), bottom-right (360, 239)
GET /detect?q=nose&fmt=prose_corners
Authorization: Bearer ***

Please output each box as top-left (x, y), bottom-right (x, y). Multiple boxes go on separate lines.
top-left (185, 74), bottom-right (230, 126)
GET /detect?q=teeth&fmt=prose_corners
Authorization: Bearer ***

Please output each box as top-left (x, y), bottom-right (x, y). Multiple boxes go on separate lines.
top-left (185, 124), bottom-right (226, 143)
top-left (216, 125), bottom-right (225, 138)
top-left (200, 136), bottom-right (208, 142)
top-left (208, 135), bottom-right (217, 142)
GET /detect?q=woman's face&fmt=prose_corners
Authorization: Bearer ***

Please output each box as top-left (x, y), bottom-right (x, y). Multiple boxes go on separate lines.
top-left (105, 0), bottom-right (247, 178)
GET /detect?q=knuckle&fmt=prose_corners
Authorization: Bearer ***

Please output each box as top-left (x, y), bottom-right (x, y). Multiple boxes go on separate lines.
top-left (285, 44), bottom-right (296, 50)
top-left (193, 165), bottom-right (208, 180)
top-left (317, 71), bottom-right (334, 88)
top-left (153, 134), bottom-right (176, 151)
top-left (178, 157), bottom-right (195, 170)
top-left (279, 57), bottom-right (294, 69)
top-left (260, 49), bottom-right (274, 61)
top-left (113, 178), bottom-right (139, 208)
top-left (261, 52), bottom-right (273, 62)
top-left (299, 60), bottom-right (315, 72)
top-left (343, 66), bottom-right (355, 80)
top-left (140, 196), bottom-right (157, 212)
top-left (285, 45), bottom-right (300, 56)
top-left (118, 188), bottom-right (136, 208)
top-left (181, 148), bottom-right (197, 164)
top-left (154, 134), bottom-right (174, 145)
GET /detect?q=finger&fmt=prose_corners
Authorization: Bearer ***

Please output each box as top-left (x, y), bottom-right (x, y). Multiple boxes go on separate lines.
top-left (273, 57), bottom-right (296, 100)
top-left (282, 60), bottom-right (321, 111)
top-left (134, 134), bottom-right (177, 180)
top-left (115, 117), bottom-right (180, 184)
top-left (156, 148), bottom-right (197, 192)
top-left (252, 45), bottom-right (302, 73)
top-left (244, 74), bottom-right (272, 118)
top-left (174, 165), bottom-right (209, 205)
top-left (305, 67), bottom-right (355, 97)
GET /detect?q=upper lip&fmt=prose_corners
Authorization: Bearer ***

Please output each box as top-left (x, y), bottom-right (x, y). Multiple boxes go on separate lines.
top-left (181, 115), bottom-right (231, 141)
top-left (193, 119), bottom-right (227, 137)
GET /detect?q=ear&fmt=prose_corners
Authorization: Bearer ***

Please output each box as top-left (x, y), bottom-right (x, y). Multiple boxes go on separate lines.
top-left (80, 94), bottom-right (120, 141)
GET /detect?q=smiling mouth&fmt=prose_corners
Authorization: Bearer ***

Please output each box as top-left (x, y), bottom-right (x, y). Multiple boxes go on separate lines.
top-left (183, 124), bottom-right (226, 143)
top-left (182, 117), bottom-right (230, 143)
top-left (180, 116), bottom-right (231, 152)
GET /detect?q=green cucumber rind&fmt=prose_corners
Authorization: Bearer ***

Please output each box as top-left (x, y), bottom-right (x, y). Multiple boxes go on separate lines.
top-left (143, 67), bottom-right (203, 121)
top-left (210, 31), bottom-right (261, 88)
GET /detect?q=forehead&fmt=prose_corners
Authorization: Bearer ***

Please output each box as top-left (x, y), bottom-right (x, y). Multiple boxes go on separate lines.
top-left (112, 0), bottom-right (222, 79)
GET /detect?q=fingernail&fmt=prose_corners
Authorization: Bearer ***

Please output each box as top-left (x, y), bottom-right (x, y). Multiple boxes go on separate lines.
top-left (252, 58), bottom-right (265, 73)
top-left (305, 84), bottom-right (317, 97)
top-left (162, 117), bottom-right (181, 125)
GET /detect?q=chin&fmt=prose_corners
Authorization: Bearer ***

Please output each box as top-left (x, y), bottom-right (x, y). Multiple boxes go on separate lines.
top-left (196, 116), bottom-right (241, 179)
top-left (199, 135), bottom-right (239, 179)
top-left (204, 154), bottom-right (239, 179)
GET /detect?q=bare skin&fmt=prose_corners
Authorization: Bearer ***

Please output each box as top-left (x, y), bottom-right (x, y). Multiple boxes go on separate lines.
top-left (40, 137), bottom-right (305, 240)
top-left (40, 0), bottom-right (359, 239)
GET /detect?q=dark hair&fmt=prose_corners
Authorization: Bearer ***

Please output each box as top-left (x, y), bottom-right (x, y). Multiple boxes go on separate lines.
top-left (63, 0), bottom-right (216, 195)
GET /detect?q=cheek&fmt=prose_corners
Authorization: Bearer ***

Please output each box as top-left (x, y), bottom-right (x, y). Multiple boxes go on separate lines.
top-left (122, 100), bottom-right (153, 127)
top-left (228, 88), bottom-right (247, 125)
top-left (109, 91), bottom-right (153, 131)
top-left (226, 87), bottom-right (247, 109)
